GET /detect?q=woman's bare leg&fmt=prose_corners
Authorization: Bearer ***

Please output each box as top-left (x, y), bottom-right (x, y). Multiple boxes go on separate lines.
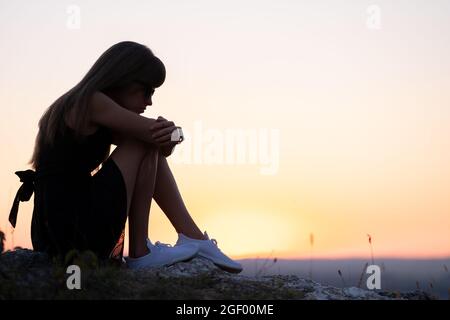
top-left (110, 138), bottom-right (159, 258)
top-left (153, 154), bottom-right (205, 240)
top-left (111, 140), bottom-right (204, 258)
top-left (127, 148), bottom-right (159, 258)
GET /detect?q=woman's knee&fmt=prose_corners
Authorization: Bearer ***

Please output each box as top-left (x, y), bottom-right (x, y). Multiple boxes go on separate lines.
top-left (110, 134), bottom-right (159, 175)
top-left (144, 143), bottom-right (159, 159)
top-left (139, 146), bottom-right (159, 172)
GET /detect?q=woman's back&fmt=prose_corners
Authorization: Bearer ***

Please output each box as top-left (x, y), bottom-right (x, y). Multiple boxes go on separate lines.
top-left (35, 122), bottom-right (112, 179)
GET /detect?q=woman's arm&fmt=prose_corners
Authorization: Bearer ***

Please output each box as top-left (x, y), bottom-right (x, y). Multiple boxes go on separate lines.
top-left (88, 91), bottom-right (171, 146)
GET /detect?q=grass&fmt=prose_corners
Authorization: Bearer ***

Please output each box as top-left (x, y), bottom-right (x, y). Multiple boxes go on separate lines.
top-left (254, 250), bottom-right (278, 277)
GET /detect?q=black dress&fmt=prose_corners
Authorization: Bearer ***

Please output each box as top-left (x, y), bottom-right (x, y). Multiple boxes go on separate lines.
top-left (9, 124), bottom-right (128, 260)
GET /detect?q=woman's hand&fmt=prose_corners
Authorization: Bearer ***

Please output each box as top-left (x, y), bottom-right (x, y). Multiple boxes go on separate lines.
top-left (150, 116), bottom-right (180, 157)
top-left (151, 116), bottom-right (176, 144)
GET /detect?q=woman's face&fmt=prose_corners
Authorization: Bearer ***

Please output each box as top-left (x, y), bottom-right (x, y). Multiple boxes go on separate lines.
top-left (107, 82), bottom-right (155, 114)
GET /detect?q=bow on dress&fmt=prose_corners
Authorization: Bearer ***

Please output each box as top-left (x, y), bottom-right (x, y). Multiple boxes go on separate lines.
top-left (9, 169), bottom-right (36, 228)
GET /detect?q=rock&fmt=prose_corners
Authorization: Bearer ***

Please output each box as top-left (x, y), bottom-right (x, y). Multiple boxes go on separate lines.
top-left (0, 249), bottom-right (437, 300)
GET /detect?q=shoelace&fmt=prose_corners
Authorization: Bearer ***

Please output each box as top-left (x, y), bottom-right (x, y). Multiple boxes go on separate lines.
top-left (205, 232), bottom-right (219, 248)
top-left (155, 241), bottom-right (172, 248)
top-left (209, 237), bottom-right (224, 253)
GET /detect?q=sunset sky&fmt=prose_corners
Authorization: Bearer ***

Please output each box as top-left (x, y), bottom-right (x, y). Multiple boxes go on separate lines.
top-left (1, 0), bottom-right (449, 260)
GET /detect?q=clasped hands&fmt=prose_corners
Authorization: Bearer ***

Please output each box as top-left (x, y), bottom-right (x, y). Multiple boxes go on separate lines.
top-left (149, 116), bottom-right (183, 157)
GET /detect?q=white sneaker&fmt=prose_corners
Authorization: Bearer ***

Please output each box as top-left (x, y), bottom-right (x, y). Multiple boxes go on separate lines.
top-left (125, 238), bottom-right (199, 269)
top-left (175, 231), bottom-right (243, 273)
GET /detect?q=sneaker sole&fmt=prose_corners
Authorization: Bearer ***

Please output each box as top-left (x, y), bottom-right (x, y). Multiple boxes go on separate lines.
top-left (214, 263), bottom-right (243, 274)
top-left (126, 252), bottom-right (197, 269)
top-left (197, 254), bottom-right (242, 273)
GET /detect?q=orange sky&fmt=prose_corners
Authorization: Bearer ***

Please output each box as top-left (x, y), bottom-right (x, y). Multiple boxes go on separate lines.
top-left (1, 0), bottom-right (449, 259)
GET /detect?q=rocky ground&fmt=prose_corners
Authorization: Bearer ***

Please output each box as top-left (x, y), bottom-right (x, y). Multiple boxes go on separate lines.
top-left (0, 249), bottom-right (436, 300)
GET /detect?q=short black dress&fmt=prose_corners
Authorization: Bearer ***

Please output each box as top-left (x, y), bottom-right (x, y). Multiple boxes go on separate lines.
top-left (9, 124), bottom-right (128, 260)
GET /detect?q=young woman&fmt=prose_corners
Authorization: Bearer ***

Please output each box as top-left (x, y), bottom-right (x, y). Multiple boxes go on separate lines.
top-left (9, 41), bottom-right (242, 273)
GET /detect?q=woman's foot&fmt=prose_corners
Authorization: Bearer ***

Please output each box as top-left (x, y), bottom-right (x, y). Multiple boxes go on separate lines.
top-left (175, 231), bottom-right (243, 273)
top-left (125, 239), bottom-right (199, 269)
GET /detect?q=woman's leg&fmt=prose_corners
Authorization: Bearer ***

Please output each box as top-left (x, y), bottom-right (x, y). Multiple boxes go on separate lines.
top-left (110, 139), bottom-right (204, 258)
top-left (110, 139), bottom-right (149, 215)
top-left (127, 148), bottom-right (159, 258)
top-left (152, 154), bottom-right (243, 273)
top-left (111, 142), bottom-right (241, 272)
top-left (109, 139), bottom-right (158, 258)
top-left (153, 154), bottom-right (205, 240)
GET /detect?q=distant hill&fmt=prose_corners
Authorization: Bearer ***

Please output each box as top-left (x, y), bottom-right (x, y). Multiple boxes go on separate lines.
top-left (239, 257), bottom-right (450, 299)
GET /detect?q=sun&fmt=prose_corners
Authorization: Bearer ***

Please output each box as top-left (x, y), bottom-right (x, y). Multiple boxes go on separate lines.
top-left (201, 209), bottom-right (298, 258)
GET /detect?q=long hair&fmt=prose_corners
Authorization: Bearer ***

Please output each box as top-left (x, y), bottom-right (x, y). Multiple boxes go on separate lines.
top-left (29, 41), bottom-right (166, 169)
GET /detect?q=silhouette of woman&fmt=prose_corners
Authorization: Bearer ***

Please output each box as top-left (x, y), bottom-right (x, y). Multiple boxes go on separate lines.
top-left (9, 41), bottom-right (241, 272)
